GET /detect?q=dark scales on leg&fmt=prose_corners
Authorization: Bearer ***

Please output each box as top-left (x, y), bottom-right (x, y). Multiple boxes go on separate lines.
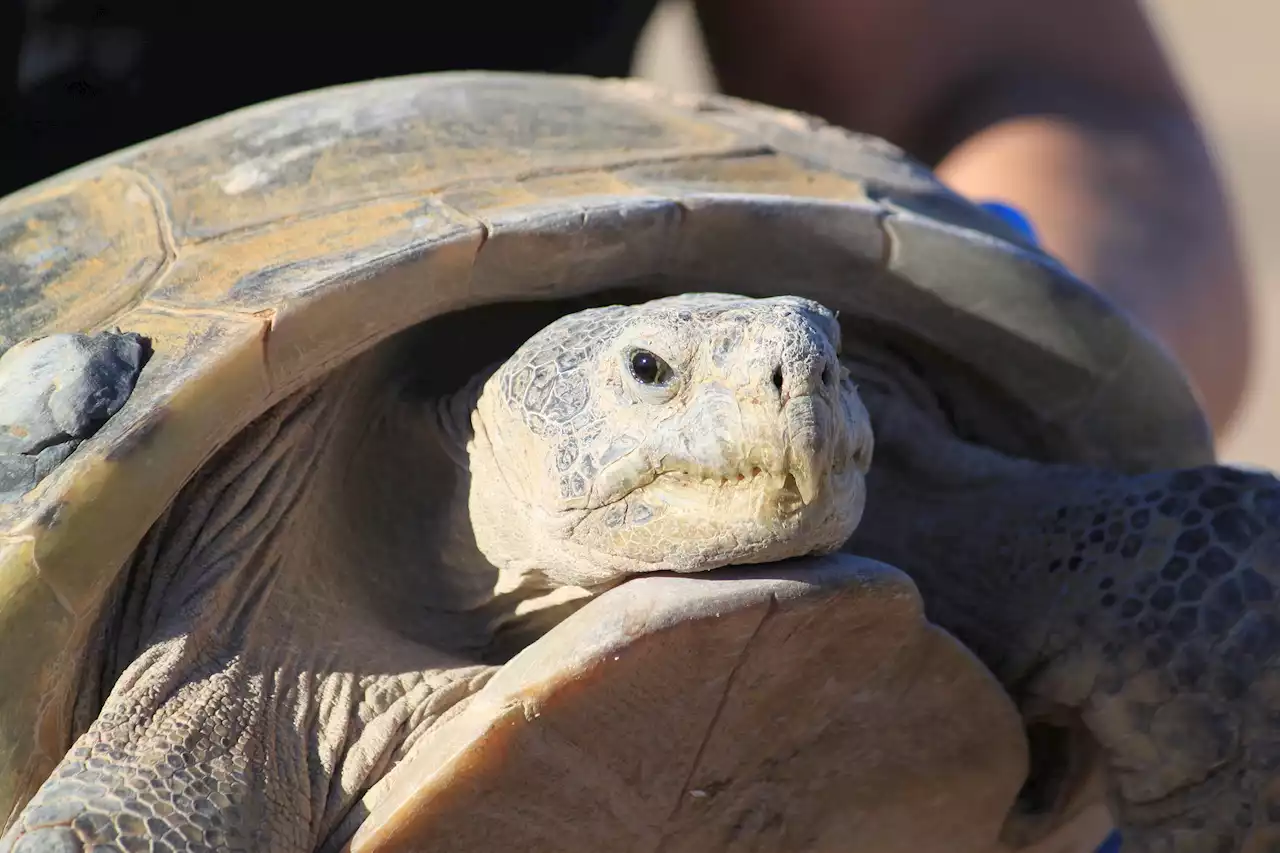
top-left (853, 383), bottom-right (1280, 853)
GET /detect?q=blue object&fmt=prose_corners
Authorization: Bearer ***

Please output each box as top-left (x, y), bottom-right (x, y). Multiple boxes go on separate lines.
top-left (1096, 829), bottom-right (1123, 852)
top-left (976, 200), bottom-right (1040, 246)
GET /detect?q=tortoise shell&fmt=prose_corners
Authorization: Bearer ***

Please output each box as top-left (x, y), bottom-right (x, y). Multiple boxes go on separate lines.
top-left (0, 72), bottom-right (1209, 847)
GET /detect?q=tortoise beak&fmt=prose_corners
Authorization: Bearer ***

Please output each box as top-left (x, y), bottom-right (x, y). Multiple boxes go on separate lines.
top-left (340, 557), bottom-right (1027, 853)
top-left (783, 394), bottom-right (827, 506)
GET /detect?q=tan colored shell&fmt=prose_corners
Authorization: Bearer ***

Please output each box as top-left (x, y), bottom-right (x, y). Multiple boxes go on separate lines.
top-left (0, 72), bottom-right (1210, 841)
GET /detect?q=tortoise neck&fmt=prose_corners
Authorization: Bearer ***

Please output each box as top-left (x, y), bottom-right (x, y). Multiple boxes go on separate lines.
top-left (852, 433), bottom-right (1271, 714)
top-left (430, 362), bottom-right (498, 470)
top-left (850, 456), bottom-right (1101, 685)
top-left (842, 374), bottom-right (1133, 689)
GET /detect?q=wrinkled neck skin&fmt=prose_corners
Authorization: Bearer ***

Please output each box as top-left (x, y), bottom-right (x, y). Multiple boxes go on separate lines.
top-left (849, 409), bottom-right (1107, 685)
top-left (846, 368), bottom-right (1152, 690)
top-left (432, 367), bottom-right (598, 649)
top-left (838, 353), bottom-right (1122, 686)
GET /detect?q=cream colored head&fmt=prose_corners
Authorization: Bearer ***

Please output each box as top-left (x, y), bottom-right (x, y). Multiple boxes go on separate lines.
top-left (466, 293), bottom-right (874, 588)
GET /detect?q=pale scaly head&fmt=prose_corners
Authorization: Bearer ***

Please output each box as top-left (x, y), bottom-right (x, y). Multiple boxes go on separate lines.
top-left (466, 293), bottom-right (874, 588)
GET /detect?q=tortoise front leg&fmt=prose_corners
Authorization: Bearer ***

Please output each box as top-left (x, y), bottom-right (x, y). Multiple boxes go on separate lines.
top-left (2, 649), bottom-right (489, 853)
top-left (0, 390), bottom-right (493, 853)
top-left (854, 394), bottom-right (1280, 852)
top-left (1, 596), bottom-right (490, 853)
top-left (1058, 465), bottom-right (1280, 853)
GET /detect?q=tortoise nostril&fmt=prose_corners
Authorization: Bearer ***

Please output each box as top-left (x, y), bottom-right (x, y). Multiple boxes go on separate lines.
top-left (821, 364), bottom-right (832, 387)
top-left (772, 366), bottom-right (784, 393)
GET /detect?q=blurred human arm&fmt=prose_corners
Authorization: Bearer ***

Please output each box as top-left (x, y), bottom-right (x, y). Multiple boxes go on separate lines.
top-left (694, 0), bottom-right (1251, 437)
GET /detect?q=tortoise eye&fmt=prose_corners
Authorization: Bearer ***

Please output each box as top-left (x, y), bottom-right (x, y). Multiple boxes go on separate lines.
top-left (629, 349), bottom-right (672, 386)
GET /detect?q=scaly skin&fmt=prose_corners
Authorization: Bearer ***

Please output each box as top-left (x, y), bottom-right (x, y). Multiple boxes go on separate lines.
top-left (852, 387), bottom-right (1280, 853)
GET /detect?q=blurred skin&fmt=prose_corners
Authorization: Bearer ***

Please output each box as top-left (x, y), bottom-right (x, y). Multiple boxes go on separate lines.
top-left (695, 0), bottom-right (1251, 440)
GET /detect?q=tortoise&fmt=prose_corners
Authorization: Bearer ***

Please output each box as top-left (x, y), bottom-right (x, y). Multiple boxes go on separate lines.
top-left (0, 71), bottom-right (1269, 853)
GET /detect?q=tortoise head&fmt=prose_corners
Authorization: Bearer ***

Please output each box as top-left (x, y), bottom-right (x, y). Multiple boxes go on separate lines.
top-left (465, 293), bottom-right (874, 588)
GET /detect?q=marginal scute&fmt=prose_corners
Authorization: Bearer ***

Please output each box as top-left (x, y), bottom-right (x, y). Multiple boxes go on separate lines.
top-left (145, 197), bottom-right (482, 313)
top-left (614, 152), bottom-right (871, 202)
